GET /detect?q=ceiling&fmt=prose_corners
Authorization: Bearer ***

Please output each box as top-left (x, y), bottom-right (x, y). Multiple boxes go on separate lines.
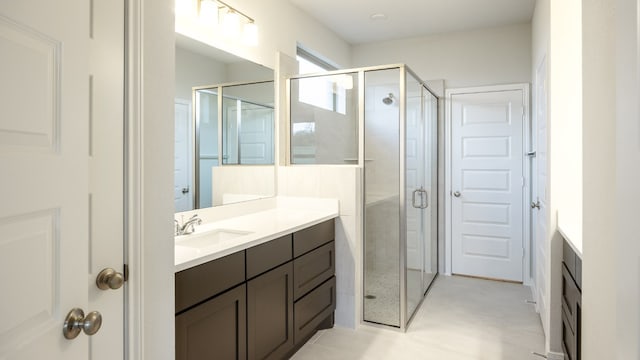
top-left (288, 0), bottom-right (536, 44)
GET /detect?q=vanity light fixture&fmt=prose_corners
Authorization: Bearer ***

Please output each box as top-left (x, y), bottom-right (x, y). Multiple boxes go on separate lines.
top-left (243, 22), bottom-right (258, 46)
top-left (222, 9), bottom-right (241, 37)
top-left (199, 0), bottom-right (219, 25)
top-left (198, 0), bottom-right (259, 46)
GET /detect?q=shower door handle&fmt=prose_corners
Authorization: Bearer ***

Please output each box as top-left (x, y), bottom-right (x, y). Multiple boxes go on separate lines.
top-left (412, 189), bottom-right (421, 208)
top-left (420, 188), bottom-right (428, 209)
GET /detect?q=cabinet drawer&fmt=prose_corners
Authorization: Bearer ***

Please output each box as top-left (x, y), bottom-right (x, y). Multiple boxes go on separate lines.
top-left (561, 264), bottom-right (579, 332)
top-left (175, 251), bottom-right (245, 313)
top-left (293, 241), bottom-right (335, 301)
top-left (246, 234), bottom-right (293, 279)
top-left (294, 276), bottom-right (336, 346)
top-left (293, 220), bottom-right (335, 258)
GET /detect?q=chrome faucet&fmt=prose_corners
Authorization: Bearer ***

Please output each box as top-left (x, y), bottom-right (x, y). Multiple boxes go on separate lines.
top-left (175, 214), bottom-right (202, 236)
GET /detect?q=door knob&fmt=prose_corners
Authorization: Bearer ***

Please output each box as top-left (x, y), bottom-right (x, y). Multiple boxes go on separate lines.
top-left (181, 187), bottom-right (189, 194)
top-left (63, 308), bottom-right (102, 339)
top-left (531, 201), bottom-right (541, 209)
top-left (96, 268), bottom-right (124, 290)
top-left (453, 191), bottom-right (461, 197)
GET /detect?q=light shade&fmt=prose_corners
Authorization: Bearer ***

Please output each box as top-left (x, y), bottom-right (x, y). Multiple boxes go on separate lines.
top-left (222, 10), bottom-right (241, 38)
top-left (175, 0), bottom-right (195, 17)
top-left (243, 22), bottom-right (258, 46)
top-left (199, 0), bottom-right (218, 25)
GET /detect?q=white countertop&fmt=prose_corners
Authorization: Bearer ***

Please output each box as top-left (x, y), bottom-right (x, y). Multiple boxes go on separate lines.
top-left (557, 225), bottom-right (583, 258)
top-left (175, 198), bottom-right (339, 272)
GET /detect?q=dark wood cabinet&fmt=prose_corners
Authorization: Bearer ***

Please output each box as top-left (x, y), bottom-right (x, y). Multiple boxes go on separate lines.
top-left (175, 251), bottom-right (245, 313)
top-left (247, 262), bottom-right (294, 360)
top-left (175, 219), bottom-right (336, 360)
top-left (293, 241), bottom-right (335, 301)
top-left (176, 284), bottom-right (247, 360)
top-left (294, 276), bottom-right (336, 346)
top-left (561, 238), bottom-right (582, 360)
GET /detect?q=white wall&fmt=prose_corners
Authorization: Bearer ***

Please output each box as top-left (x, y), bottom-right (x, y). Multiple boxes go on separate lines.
top-left (548, 0), bottom-right (584, 355)
top-left (614, 1), bottom-right (640, 358)
top-left (551, 0), bottom-right (583, 247)
top-left (581, 0), bottom-right (617, 358)
top-left (131, 0), bottom-right (175, 359)
top-left (175, 46), bottom-right (226, 100)
top-left (175, 0), bottom-right (351, 71)
top-left (352, 23), bottom-right (532, 89)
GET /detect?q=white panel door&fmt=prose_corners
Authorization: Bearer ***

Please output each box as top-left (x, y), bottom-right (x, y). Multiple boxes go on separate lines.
top-left (239, 108), bottom-right (274, 164)
top-left (451, 90), bottom-right (524, 282)
top-left (0, 1), bottom-right (124, 359)
top-left (174, 100), bottom-right (192, 212)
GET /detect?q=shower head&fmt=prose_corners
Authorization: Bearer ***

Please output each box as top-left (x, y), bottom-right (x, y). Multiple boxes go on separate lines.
top-left (382, 93), bottom-right (395, 105)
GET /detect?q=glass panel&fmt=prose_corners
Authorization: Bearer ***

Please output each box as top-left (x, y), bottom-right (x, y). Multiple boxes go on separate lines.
top-left (290, 73), bottom-right (359, 164)
top-left (405, 71), bottom-right (424, 321)
top-left (363, 68), bottom-right (401, 327)
top-left (423, 87), bottom-right (439, 291)
top-left (195, 89), bottom-right (219, 209)
top-left (222, 82), bottom-right (275, 165)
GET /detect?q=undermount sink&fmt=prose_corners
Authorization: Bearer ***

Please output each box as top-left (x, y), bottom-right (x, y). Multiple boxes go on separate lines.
top-left (175, 228), bottom-right (253, 249)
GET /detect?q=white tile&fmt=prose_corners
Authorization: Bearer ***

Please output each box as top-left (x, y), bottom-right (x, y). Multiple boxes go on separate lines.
top-left (294, 275), bottom-right (545, 359)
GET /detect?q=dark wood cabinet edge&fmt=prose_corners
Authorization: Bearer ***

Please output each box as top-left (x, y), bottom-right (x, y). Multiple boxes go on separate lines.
top-left (293, 238), bottom-right (334, 259)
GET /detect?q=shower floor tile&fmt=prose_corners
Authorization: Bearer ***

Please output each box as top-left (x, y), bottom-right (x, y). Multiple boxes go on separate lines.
top-left (292, 275), bottom-right (545, 360)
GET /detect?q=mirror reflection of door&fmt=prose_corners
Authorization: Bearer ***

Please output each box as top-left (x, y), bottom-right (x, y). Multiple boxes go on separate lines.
top-left (175, 99), bottom-right (193, 212)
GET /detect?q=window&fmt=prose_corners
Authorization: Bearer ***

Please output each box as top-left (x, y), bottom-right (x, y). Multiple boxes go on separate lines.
top-left (296, 47), bottom-right (348, 115)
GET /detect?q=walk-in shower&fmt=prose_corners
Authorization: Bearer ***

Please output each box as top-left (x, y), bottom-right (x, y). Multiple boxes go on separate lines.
top-left (287, 64), bottom-right (438, 331)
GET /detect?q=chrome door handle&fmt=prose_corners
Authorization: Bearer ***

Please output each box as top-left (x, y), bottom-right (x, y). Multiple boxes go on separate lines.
top-left (63, 308), bottom-right (102, 339)
top-left (181, 187), bottom-right (189, 194)
top-left (531, 201), bottom-right (541, 209)
top-left (96, 268), bottom-right (125, 290)
top-left (453, 191), bottom-right (461, 197)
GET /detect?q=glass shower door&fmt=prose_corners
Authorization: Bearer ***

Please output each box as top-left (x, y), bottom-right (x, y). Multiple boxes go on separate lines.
top-left (405, 72), bottom-right (425, 321)
top-left (363, 68), bottom-right (401, 327)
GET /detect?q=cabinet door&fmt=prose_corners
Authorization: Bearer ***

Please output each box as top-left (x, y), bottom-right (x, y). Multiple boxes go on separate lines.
top-left (247, 262), bottom-right (294, 360)
top-left (176, 284), bottom-right (247, 360)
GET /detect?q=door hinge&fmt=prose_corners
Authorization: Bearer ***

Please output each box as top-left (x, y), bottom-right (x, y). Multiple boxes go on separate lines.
top-left (123, 263), bottom-right (129, 282)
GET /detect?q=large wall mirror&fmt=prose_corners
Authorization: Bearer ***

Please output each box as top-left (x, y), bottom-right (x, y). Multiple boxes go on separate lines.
top-left (174, 34), bottom-right (275, 212)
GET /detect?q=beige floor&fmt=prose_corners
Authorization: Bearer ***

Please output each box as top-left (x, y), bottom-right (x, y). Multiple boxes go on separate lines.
top-left (292, 275), bottom-right (545, 360)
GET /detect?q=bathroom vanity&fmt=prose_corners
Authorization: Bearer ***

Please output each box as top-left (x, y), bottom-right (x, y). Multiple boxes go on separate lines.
top-left (174, 199), bottom-right (338, 360)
